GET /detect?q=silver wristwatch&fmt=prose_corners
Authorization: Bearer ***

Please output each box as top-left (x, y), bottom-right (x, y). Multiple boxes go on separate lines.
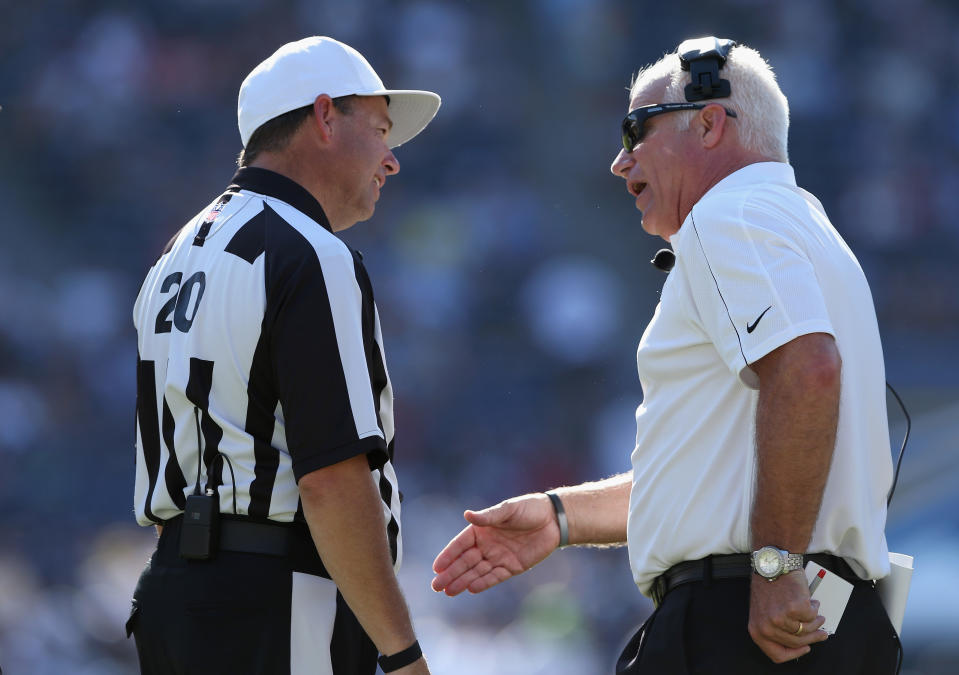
top-left (751, 545), bottom-right (804, 581)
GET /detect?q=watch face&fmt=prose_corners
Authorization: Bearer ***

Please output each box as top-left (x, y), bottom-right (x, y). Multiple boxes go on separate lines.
top-left (756, 548), bottom-right (783, 577)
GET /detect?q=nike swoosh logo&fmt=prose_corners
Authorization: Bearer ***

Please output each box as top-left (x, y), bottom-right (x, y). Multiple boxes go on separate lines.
top-left (746, 306), bottom-right (773, 334)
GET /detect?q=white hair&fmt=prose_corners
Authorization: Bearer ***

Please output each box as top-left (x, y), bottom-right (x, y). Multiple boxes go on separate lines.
top-left (629, 44), bottom-right (790, 162)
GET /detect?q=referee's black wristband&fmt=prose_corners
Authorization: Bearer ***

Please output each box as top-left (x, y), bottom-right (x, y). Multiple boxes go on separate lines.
top-left (378, 640), bottom-right (422, 672)
top-left (545, 491), bottom-right (569, 548)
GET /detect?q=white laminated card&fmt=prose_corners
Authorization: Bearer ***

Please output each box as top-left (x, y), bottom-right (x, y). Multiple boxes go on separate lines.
top-left (804, 561), bottom-right (853, 634)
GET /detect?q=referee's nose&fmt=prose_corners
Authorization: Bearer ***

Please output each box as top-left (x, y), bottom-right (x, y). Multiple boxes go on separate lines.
top-left (384, 149), bottom-right (400, 176)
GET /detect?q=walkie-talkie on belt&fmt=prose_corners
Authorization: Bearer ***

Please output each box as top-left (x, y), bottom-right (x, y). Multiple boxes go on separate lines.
top-left (180, 408), bottom-right (219, 559)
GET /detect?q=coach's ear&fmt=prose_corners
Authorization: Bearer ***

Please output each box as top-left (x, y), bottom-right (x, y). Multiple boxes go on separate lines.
top-left (311, 94), bottom-right (337, 144)
top-left (699, 103), bottom-right (730, 149)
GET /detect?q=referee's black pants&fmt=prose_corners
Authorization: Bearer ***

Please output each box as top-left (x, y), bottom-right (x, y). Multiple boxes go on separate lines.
top-left (126, 518), bottom-right (378, 675)
top-left (615, 576), bottom-right (899, 674)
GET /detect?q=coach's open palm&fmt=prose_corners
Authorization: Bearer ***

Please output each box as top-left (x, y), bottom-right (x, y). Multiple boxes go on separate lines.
top-left (431, 494), bottom-right (560, 596)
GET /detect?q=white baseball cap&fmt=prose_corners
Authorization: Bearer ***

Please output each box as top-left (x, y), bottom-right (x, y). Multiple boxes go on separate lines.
top-left (238, 36), bottom-right (441, 149)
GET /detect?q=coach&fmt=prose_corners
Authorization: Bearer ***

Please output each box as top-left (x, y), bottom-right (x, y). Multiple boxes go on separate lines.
top-left (431, 38), bottom-right (899, 674)
top-left (129, 37), bottom-right (439, 674)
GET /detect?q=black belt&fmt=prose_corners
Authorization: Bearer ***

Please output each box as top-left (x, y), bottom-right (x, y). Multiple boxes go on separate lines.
top-left (649, 553), bottom-right (863, 607)
top-left (160, 514), bottom-right (330, 578)
top-left (217, 517), bottom-right (303, 556)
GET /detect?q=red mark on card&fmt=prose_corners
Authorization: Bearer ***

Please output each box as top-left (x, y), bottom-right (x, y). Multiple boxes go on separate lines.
top-left (809, 568), bottom-right (827, 595)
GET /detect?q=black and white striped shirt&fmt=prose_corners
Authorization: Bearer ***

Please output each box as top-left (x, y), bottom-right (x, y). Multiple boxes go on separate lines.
top-left (133, 167), bottom-right (401, 565)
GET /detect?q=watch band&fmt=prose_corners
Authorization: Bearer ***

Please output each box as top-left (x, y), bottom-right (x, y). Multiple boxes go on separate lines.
top-left (784, 552), bottom-right (804, 572)
top-left (378, 640), bottom-right (422, 672)
top-left (544, 491), bottom-right (569, 547)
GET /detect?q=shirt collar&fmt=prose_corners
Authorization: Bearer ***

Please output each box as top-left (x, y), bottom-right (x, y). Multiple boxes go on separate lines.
top-left (703, 161), bottom-right (796, 197)
top-left (228, 167), bottom-right (333, 232)
top-left (670, 162), bottom-right (795, 246)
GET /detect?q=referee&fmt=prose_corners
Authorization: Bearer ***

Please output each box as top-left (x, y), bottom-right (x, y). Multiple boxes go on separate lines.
top-left (128, 37), bottom-right (439, 675)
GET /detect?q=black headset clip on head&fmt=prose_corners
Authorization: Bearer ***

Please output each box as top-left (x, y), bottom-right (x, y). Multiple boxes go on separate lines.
top-left (678, 37), bottom-right (737, 102)
top-left (648, 37), bottom-right (737, 276)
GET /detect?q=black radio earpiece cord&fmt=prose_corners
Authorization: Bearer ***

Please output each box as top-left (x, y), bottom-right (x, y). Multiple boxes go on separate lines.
top-left (193, 407), bottom-right (238, 514)
top-left (192, 408), bottom-right (204, 496)
top-left (884, 381), bottom-right (910, 675)
top-left (213, 452), bottom-right (238, 515)
top-left (885, 381), bottom-right (911, 508)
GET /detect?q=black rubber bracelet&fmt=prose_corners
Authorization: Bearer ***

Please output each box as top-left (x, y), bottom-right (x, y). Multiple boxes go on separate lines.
top-left (545, 491), bottom-right (569, 547)
top-left (378, 640), bottom-right (422, 672)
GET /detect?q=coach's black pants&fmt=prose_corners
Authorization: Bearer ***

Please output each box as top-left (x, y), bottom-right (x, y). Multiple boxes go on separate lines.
top-left (616, 576), bottom-right (899, 674)
top-left (127, 519), bottom-right (377, 675)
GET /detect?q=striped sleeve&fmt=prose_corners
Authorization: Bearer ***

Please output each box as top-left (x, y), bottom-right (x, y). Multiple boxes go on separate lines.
top-left (266, 228), bottom-right (387, 480)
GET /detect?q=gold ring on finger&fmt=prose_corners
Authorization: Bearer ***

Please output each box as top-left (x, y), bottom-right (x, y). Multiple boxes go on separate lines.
top-left (794, 622), bottom-right (803, 636)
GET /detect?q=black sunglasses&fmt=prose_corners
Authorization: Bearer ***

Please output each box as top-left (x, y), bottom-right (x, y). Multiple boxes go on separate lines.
top-left (621, 102), bottom-right (738, 152)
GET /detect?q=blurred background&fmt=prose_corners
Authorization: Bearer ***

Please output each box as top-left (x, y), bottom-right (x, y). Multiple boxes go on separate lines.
top-left (1, 0), bottom-right (957, 672)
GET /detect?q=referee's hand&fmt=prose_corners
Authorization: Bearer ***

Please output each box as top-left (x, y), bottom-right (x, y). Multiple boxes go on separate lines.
top-left (431, 494), bottom-right (559, 596)
top-left (748, 569), bottom-right (828, 663)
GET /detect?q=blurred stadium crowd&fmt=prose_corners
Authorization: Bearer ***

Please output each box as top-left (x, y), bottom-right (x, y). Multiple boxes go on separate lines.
top-left (1, 0), bottom-right (957, 672)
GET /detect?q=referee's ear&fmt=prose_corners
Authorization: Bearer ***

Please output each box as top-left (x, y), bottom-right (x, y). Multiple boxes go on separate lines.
top-left (310, 94), bottom-right (337, 145)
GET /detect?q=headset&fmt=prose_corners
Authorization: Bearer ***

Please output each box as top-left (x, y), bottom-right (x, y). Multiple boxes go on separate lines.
top-left (678, 37), bottom-right (738, 102)
top-left (647, 37), bottom-right (738, 275)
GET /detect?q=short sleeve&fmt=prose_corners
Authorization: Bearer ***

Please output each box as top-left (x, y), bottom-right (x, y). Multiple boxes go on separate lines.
top-left (679, 191), bottom-right (835, 388)
top-left (267, 238), bottom-right (387, 480)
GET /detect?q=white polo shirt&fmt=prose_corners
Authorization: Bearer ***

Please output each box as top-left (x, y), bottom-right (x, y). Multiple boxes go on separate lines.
top-left (627, 162), bottom-right (893, 596)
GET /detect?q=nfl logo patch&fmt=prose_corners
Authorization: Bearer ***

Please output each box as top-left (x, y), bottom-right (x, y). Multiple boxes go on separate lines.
top-left (203, 202), bottom-right (225, 223)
